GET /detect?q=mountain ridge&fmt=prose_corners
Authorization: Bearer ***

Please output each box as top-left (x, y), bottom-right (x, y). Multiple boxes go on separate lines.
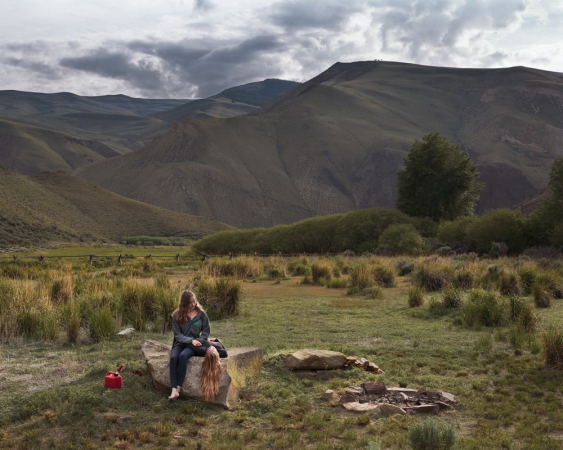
top-left (76, 60), bottom-right (563, 228)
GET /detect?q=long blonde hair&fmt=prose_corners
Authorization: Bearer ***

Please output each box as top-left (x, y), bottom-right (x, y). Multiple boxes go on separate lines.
top-left (173, 290), bottom-right (205, 324)
top-left (200, 347), bottom-right (223, 402)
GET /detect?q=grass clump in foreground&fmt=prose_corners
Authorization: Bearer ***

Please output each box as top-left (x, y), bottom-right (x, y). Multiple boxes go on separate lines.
top-left (2, 254), bottom-right (563, 449)
top-left (409, 419), bottom-right (457, 450)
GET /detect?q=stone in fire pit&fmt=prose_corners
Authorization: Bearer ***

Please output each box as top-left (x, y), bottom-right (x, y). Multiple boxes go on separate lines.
top-left (332, 382), bottom-right (456, 415)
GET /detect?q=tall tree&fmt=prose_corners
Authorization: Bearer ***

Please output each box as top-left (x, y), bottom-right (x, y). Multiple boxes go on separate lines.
top-left (396, 132), bottom-right (483, 222)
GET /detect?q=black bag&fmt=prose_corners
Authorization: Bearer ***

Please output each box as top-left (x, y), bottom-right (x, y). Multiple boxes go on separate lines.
top-left (208, 338), bottom-right (228, 358)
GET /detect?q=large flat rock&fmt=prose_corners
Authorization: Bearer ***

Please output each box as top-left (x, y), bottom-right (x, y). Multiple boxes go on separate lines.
top-left (284, 349), bottom-right (347, 370)
top-left (140, 340), bottom-right (262, 408)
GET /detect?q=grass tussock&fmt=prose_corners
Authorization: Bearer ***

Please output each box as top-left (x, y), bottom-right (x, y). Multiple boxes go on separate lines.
top-left (463, 289), bottom-right (508, 328)
top-left (408, 419), bottom-right (458, 450)
top-left (195, 277), bottom-right (242, 320)
top-left (204, 257), bottom-right (261, 278)
top-left (411, 260), bottom-right (453, 291)
top-left (542, 326), bottom-right (563, 369)
top-left (408, 286), bottom-right (425, 308)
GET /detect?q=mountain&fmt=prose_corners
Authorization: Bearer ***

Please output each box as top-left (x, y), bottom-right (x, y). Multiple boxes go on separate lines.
top-left (211, 79), bottom-right (301, 107)
top-left (74, 61), bottom-right (563, 228)
top-left (0, 80), bottom-right (299, 169)
top-left (0, 119), bottom-right (119, 175)
top-left (0, 167), bottom-right (231, 246)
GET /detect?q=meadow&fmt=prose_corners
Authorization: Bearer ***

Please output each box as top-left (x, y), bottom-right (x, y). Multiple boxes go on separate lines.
top-left (1, 251), bottom-right (563, 449)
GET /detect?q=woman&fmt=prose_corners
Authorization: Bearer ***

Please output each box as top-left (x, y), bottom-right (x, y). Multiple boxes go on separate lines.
top-left (168, 290), bottom-right (224, 402)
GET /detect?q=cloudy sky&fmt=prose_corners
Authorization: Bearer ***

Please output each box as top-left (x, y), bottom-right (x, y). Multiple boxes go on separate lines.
top-left (0, 0), bottom-right (561, 98)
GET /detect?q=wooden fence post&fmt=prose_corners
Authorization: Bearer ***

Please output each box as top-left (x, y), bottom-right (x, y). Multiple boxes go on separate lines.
top-left (146, 254), bottom-right (151, 260)
top-left (176, 253), bottom-right (180, 262)
top-left (39, 255), bottom-right (45, 264)
top-left (89, 254), bottom-right (94, 266)
top-left (13, 254), bottom-right (17, 261)
top-left (118, 254), bottom-right (123, 264)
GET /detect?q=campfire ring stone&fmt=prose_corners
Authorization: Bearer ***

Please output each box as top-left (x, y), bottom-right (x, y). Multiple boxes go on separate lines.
top-left (284, 349), bottom-right (347, 370)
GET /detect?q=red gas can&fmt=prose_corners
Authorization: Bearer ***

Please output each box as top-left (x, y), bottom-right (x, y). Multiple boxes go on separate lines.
top-left (104, 365), bottom-right (123, 389)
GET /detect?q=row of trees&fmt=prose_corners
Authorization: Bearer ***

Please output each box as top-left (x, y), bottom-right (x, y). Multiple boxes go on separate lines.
top-left (396, 132), bottom-right (563, 252)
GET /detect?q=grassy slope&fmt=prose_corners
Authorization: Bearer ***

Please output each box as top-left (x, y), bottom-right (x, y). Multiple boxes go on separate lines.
top-left (0, 119), bottom-right (115, 175)
top-left (0, 168), bottom-right (232, 245)
top-left (77, 61), bottom-right (563, 227)
top-left (0, 85), bottom-right (289, 159)
top-left (1, 267), bottom-right (563, 449)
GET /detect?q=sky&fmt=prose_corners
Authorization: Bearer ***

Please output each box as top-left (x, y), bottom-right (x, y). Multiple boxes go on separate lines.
top-left (0, 0), bottom-right (561, 99)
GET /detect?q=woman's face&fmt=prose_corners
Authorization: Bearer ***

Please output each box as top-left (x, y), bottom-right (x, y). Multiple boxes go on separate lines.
top-left (187, 295), bottom-right (197, 310)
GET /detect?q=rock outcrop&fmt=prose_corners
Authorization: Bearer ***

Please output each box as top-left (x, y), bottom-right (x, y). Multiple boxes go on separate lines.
top-left (140, 340), bottom-right (262, 408)
top-left (284, 349), bottom-right (347, 370)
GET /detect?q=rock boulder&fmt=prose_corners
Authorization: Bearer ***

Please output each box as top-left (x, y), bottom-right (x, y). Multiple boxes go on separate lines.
top-left (285, 349), bottom-right (347, 370)
top-left (140, 340), bottom-right (263, 408)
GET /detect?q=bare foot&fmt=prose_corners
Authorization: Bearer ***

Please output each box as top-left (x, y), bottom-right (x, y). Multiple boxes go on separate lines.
top-left (168, 388), bottom-right (180, 401)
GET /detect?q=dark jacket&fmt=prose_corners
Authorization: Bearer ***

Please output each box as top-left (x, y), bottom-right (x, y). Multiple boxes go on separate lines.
top-left (172, 310), bottom-right (210, 348)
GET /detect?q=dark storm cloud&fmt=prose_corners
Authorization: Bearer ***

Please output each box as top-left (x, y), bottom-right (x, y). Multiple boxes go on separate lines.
top-left (128, 35), bottom-right (288, 97)
top-left (4, 57), bottom-right (62, 80)
top-left (270, 0), bottom-right (365, 31)
top-left (60, 49), bottom-right (163, 91)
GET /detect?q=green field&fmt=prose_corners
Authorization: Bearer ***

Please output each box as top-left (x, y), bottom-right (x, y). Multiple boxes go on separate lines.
top-left (1, 255), bottom-right (563, 449)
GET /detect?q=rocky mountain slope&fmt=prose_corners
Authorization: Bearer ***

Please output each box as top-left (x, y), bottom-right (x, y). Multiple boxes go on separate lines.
top-left (75, 61), bottom-right (563, 228)
top-left (0, 80), bottom-right (299, 172)
top-left (0, 167), bottom-right (231, 245)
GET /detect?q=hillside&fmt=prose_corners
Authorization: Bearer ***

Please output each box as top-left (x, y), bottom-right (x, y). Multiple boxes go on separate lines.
top-left (212, 79), bottom-right (301, 106)
top-left (0, 119), bottom-right (118, 175)
top-left (76, 61), bottom-right (563, 228)
top-left (0, 80), bottom-right (298, 166)
top-left (0, 167), bottom-right (231, 245)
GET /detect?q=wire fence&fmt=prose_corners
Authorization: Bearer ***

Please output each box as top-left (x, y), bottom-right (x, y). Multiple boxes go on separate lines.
top-left (0, 246), bottom-right (343, 266)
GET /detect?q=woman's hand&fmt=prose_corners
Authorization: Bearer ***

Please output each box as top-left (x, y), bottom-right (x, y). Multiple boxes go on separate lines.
top-left (191, 340), bottom-right (202, 346)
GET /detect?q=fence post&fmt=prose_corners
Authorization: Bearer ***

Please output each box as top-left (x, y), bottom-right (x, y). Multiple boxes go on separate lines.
top-left (39, 255), bottom-right (45, 264)
top-left (176, 253), bottom-right (180, 262)
top-left (229, 252), bottom-right (233, 260)
top-left (118, 254), bottom-right (122, 264)
top-left (89, 254), bottom-right (94, 266)
top-left (13, 254), bottom-right (17, 261)
top-left (146, 254), bottom-right (151, 260)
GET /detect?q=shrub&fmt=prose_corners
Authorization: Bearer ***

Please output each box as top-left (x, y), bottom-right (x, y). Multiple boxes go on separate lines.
top-left (490, 242), bottom-right (509, 259)
top-left (463, 289), bottom-right (508, 328)
top-left (195, 277), bottom-right (242, 320)
top-left (397, 260), bottom-right (416, 276)
top-left (267, 267), bottom-right (287, 279)
top-left (408, 286), bottom-right (424, 308)
top-left (437, 216), bottom-right (476, 244)
top-left (509, 296), bottom-right (537, 332)
top-left (327, 278), bottom-right (348, 289)
top-left (412, 263), bottom-right (452, 291)
top-left (517, 265), bottom-right (539, 295)
top-left (408, 419), bottom-right (457, 450)
top-left (533, 283), bottom-right (552, 308)
top-left (205, 257), bottom-right (261, 278)
top-left (89, 306), bottom-right (117, 341)
top-left (311, 262), bottom-right (333, 285)
top-left (373, 265), bottom-right (396, 288)
top-left (443, 285), bottom-right (463, 308)
top-left (542, 326), bottom-right (563, 369)
top-left (498, 272), bottom-right (521, 296)
top-left (379, 224), bottom-right (425, 255)
top-left (435, 247), bottom-right (455, 257)
top-left (363, 286), bottom-right (383, 299)
top-left (452, 270), bottom-right (474, 290)
top-left (465, 209), bottom-right (526, 254)
top-left (60, 301), bottom-right (81, 343)
top-left (349, 262), bottom-right (372, 290)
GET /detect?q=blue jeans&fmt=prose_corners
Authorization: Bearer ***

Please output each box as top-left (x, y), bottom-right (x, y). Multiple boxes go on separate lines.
top-left (169, 344), bottom-right (208, 388)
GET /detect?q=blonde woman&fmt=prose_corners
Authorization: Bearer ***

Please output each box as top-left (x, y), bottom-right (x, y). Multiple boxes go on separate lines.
top-left (168, 290), bottom-right (225, 402)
